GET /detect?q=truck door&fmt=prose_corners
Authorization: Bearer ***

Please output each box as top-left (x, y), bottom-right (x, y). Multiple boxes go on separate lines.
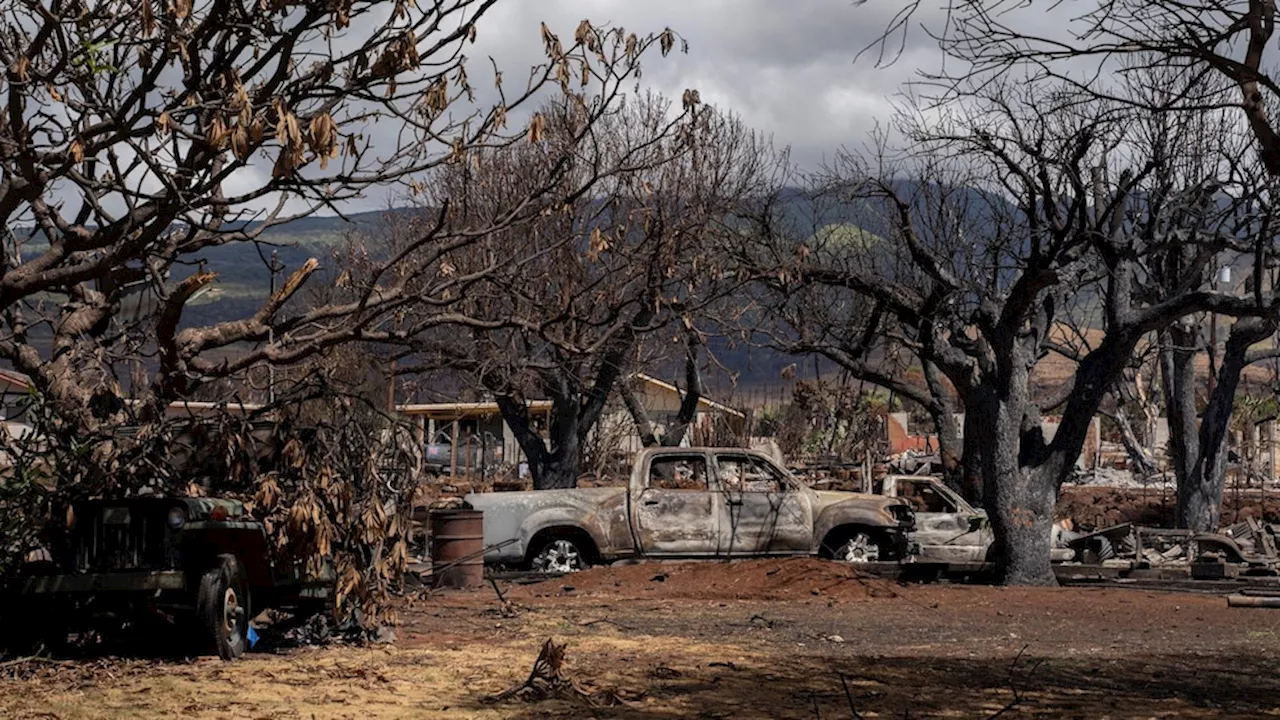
top-left (632, 453), bottom-right (721, 556)
top-left (714, 453), bottom-right (813, 555)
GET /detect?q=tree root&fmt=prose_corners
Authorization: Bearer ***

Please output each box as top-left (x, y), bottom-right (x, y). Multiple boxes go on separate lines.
top-left (482, 638), bottom-right (622, 708)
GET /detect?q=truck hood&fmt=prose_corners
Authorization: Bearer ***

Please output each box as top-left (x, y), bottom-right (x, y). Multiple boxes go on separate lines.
top-left (811, 490), bottom-right (907, 513)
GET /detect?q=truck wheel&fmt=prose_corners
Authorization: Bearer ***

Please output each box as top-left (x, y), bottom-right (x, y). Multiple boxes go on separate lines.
top-left (198, 555), bottom-right (248, 660)
top-left (530, 538), bottom-right (588, 574)
top-left (831, 532), bottom-right (882, 564)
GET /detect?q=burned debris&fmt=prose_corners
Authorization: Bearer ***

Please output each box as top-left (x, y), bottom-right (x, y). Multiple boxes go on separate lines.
top-left (1058, 520), bottom-right (1280, 578)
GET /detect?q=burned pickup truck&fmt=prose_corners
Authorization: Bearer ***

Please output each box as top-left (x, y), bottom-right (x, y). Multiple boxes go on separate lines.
top-left (1, 496), bottom-right (329, 660)
top-left (465, 447), bottom-right (916, 572)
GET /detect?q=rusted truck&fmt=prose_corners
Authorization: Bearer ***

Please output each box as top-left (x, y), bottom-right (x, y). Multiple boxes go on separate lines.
top-left (1, 496), bottom-right (330, 660)
top-left (465, 447), bottom-right (916, 572)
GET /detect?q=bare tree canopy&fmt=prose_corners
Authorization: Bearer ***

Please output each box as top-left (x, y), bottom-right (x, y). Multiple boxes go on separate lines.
top-left (734, 72), bottom-right (1280, 584)
top-left (860, 0), bottom-right (1280, 176)
top-left (402, 94), bottom-right (779, 489)
top-left (0, 0), bottom-right (683, 433)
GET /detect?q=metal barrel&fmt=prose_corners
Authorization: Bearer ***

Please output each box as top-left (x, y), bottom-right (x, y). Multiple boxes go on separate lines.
top-left (429, 509), bottom-right (485, 588)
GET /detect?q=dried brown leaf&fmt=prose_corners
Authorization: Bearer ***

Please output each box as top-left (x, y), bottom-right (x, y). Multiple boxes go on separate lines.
top-left (205, 116), bottom-right (229, 149)
top-left (230, 124), bottom-right (249, 160)
top-left (141, 0), bottom-right (155, 36)
top-left (682, 88), bottom-right (701, 112)
top-left (527, 112), bottom-right (546, 144)
top-left (10, 56), bottom-right (30, 83)
top-left (660, 28), bottom-right (675, 57)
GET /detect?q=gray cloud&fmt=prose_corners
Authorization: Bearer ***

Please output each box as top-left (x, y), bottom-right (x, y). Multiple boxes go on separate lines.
top-left (461, 1), bottom-right (947, 172)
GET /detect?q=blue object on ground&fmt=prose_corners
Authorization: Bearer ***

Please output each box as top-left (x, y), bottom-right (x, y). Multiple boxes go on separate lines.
top-left (247, 625), bottom-right (259, 650)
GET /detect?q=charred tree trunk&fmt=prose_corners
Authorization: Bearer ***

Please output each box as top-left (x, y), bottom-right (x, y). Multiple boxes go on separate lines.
top-left (1160, 323), bottom-right (1199, 502)
top-left (960, 405), bottom-right (985, 504)
top-left (535, 444), bottom-right (585, 490)
top-left (494, 394), bottom-right (584, 491)
top-left (619, 381), bottom-right (660, 448)
top-left (661, 333), bottom-right (704, 447)
top-left (1113, 404), bottom-right (1159, 478)
top-left (971, 383), bottom-right (1058, 587)
top-left (923, 360), bottom-right (964, 493)
top-left (620, 324), bottom-right (703, 449)
top-left (1177, 318), bottom-right (1275, 531)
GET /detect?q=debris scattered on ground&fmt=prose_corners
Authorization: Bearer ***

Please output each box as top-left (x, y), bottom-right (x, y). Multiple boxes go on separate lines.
top-left (252, 611), bottom-right (396, 651)
top-left (1060, 521), bottom-right (1280, 573)
top-left (1056, 485), bottom-right (1280, 529)
top-left (482, 638), bottom-right (627, 708)
top-left (649, 664), bottom-right (682, 679)
top-left (887, 451), bottom-right (943, 477)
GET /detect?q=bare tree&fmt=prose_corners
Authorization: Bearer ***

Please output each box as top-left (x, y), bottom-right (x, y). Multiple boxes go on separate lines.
top-left (1120, 75), bottom-right (1280, 531)
top-left (738, 181), bottom-right (973, 493)
top-left (0, 2), bottom-right (692, 620)
top-left (734, 80), bottom-right (1280, 585)
top-left (403, 95), bottom-right (778, 489)
top-left (0, 1), bottom-right (681, 449)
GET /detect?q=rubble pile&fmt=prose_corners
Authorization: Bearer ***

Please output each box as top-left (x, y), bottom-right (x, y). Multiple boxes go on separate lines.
top-left (1065, 467), bottom-right (1175, 489)
top-left (1059, 518), bottom-right (1280, 577)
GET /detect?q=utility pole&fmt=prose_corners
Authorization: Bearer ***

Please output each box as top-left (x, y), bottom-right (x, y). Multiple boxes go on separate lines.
top-left (267, 250), bottom-right (283, 405)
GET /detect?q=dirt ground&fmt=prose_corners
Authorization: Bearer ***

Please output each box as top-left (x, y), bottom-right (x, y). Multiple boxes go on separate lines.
top-left (2, 558), bottom-right (1278, 719)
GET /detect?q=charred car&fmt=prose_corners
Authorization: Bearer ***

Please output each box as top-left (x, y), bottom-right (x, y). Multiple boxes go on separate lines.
top-left (878, 475), bottom-right (992, 563)
top-left (0, 496), bottom-right (328, 661)
top-left (465, 447), bottom-right (916, 572)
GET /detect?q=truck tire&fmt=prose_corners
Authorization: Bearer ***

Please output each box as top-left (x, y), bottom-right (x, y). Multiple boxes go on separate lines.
top-left (198, 554), bottom-right (248, 661)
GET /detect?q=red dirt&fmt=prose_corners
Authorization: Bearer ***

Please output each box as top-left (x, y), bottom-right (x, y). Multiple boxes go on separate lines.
top-left (393, 560), bottom-right (1280, 718)
top-left (5, 558), bottom-right (1280, 718)
top-left (511, 557), bottom-right (904, 602)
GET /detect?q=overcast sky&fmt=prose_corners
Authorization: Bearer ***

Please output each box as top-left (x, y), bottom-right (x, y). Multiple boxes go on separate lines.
top-left (465, 1), bottom-right (941, 171)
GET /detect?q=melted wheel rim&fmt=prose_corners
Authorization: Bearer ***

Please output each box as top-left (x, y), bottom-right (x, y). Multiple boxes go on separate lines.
top-left (836, 533), bottom-right (880, 563)
top-left (533, 539), bottom-right (584, 573)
